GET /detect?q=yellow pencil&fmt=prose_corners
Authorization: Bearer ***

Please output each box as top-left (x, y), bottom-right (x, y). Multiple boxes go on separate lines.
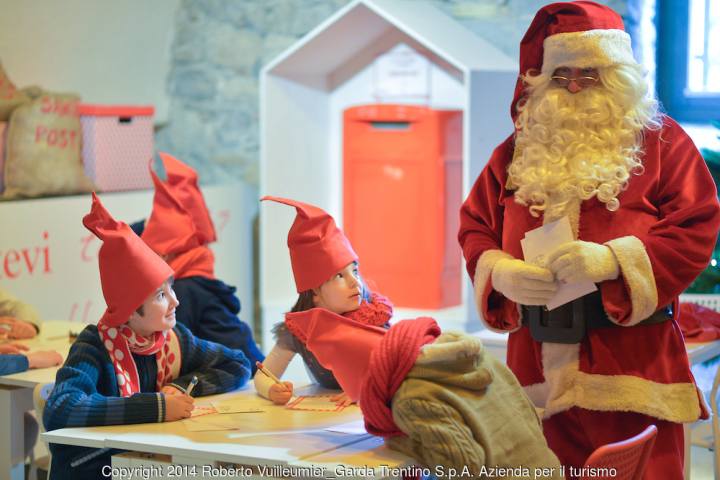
top-left (256, 361), bottom-right (282, 384)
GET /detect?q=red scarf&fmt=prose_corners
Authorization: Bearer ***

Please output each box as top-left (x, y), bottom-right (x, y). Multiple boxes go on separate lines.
top-left (359, 317), bottom-right (441, 437)
top-left (98, 321), bottom-right (182, 396)
top-left (169, 245), bottom-right (216, 280)
top-left (285, 291), bottom-right (393, 343)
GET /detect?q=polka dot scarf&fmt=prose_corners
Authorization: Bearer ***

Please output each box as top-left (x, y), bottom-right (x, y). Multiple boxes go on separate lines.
top-left (98, 322), bottom-right (182, 397)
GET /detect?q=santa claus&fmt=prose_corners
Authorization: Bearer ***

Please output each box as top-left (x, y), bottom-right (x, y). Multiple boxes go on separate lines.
top-left (458, 1), bottom-right (720, 478)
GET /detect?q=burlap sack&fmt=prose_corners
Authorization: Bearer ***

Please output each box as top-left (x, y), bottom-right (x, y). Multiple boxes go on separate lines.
top-left (0, 61), bottom-right (29, 121)
top-left (3, 91), bottom-right (95, 199)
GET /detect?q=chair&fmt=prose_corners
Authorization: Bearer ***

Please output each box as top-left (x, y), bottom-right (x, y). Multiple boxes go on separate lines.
top-left (29, 382), bottom-right (54, 480)
top-left (580, 425), bottom-right (658, 480)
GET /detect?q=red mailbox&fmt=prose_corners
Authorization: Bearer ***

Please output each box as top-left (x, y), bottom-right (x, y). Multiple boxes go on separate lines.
top-left (343, 104), bottom-right (462, 309)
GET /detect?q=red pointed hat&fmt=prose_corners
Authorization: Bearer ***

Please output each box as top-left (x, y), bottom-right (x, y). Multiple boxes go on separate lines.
top-left (83, 193), bottom-right (173, 327)
top-left (261, 196), bottom-right (358, 292)
top-left (285, 308), bottom-right (386, 401)
top-left (159, 152), bottom-right (216, 244)
top-left (141, 164), bottom-right (200, 256)
top-left (512, 1), bottom-right (636, 118)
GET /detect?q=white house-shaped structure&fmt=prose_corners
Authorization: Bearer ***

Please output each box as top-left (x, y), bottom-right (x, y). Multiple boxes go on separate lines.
top-left (259, 0), bottom-right (517, 344)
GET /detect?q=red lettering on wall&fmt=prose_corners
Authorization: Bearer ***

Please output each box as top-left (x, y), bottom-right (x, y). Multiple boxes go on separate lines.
top-left (43, 231), bottom-right (51, 273)
top-left (214, 209), bottom-right (231, 234)
top-left (4, 250), bottom-right (20, 278)
top-left (68, 300), bottom-right (93, 323)
top-left (80, 234), bottom-right (98, 262)
top-left (0, 231), bottom-right (52, 280)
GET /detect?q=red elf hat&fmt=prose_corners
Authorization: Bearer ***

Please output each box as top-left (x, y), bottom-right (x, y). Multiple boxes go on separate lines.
top-left (83, 193), bottom-right (173, 327)
top-left (159, 152), bottom-right (216, 244)
top-left (261, 196), bottom-right (358, 292)
top-left (141, 163), bottom-right (200, 256)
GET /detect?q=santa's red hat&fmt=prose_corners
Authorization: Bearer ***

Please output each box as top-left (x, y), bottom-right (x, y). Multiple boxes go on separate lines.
top-left (284, 308), bottom-right (386, 401)
top-left (83, 193), bottom-right (173, 327)
top-left (159, 152), bottom-right (216, 244)
top-left (261, 196), bottom-right (358, 292)
top-left (141, 164), bottom-right (200, 256)
top-left (513, 1), bottom-right (636, 117)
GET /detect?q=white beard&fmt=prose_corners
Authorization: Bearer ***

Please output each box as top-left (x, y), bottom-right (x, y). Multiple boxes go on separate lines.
top-left (509, 84), bottom-right (645, 220)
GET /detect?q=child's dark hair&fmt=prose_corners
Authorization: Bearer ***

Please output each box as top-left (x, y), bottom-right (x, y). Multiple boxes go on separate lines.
top-left (290, 282), bottom-right (371, 313)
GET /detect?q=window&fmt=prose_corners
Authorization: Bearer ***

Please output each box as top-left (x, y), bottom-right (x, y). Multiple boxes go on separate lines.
top-left (656, 0), bottom-right (720, 122)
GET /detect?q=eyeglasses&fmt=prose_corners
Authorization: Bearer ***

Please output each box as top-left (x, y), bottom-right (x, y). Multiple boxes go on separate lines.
top-left (551, 75), bottom-right (600, 88)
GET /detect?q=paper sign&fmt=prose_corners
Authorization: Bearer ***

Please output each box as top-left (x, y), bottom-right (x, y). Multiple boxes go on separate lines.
top-left (520, 216), bottom-right (597, 310)
top-left (373, 43), bottom-right (431, 100)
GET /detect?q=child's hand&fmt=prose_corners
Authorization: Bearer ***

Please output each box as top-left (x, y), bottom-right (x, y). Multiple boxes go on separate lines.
top-left (0, 342), bottom-right (30, 354)
top-left (330, 392), bottom-right (354, 407)
top-left (26, 350), bottom-right (63, 369)
top-left (0, 317), bottom-right (37, 340)
top-left (160, 385), bottom-right (185, 396)
top-left (268, 381), bottom-right (293, 405)
top-left (165, 394), bottom-right (195, 421)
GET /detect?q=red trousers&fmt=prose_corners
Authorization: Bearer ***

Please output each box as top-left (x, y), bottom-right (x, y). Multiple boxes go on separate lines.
top-left (542, 407), bottom-right (685, 479)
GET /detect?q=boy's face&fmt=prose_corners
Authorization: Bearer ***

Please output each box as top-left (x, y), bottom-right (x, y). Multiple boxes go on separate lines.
top-left (127, 278), bottom-right (179, 337)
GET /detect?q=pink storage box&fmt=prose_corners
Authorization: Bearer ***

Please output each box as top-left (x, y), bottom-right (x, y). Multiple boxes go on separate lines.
top-left (79, 104), bottom-right (155, 191)
top-left (0, 122), bottom-right (6, 194)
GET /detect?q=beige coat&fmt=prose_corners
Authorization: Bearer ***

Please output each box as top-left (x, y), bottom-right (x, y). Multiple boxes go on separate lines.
top-left (388, 332), bottom-right (563, 479)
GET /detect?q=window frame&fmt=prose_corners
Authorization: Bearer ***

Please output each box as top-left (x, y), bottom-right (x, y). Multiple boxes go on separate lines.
top-left (656, 0), bottom-right (720, 122)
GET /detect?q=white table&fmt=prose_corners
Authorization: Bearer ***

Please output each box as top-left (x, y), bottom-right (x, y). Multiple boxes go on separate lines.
top-left (42, 384), bottom-right (412, 479)
top-left (0, 321), bottom-right (75, 480)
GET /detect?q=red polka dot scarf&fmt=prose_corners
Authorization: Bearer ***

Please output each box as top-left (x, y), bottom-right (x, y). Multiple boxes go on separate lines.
top-left (98, 321), bottom-right (182, 397)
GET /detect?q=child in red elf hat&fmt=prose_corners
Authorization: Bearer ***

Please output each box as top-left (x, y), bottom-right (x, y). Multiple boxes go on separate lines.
top-left (256, 196), bottom-right (393, 405)
top-left (131, 153), bottom-right (264, 372)
top-left (43, 194), bottom-right (251, 480)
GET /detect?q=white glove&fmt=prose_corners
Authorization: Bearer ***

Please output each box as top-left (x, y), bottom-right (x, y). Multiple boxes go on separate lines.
top-left (546, 240), bottom-right (619, 284)
top-left (491, 258), bottom-right (558, 306)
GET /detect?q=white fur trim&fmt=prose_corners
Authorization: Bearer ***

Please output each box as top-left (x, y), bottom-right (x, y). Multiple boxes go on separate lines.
top-left (605, 236), bottom-right (658, 325)
top-left (474, 250), bottom-right (520, 333)
top-left (416, 331), bottom-right (483, 364)
top-left (524, 342), bottom-right (702, 423)
top-left (542, 29), bottom-right (635, 73)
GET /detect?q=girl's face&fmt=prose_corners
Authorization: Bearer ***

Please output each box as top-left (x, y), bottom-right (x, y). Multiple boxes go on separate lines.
top-left (313, 262), bottom-right (363, 314)
top-left (127, 278), bottom-right (179, 337)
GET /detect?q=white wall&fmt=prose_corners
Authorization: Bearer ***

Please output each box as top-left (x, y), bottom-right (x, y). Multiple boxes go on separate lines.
top-left (0, 183), bottom-right (255, 326)
top-left (0, 0), bottom-right (178, 123)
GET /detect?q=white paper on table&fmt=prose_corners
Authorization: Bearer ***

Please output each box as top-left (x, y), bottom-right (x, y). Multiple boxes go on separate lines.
top-left (211, 397), bottom-right (267, 414)
top-left (520, 216), bottom-right (597, 310)
top-left (324, 420), bottom-right (367, 435)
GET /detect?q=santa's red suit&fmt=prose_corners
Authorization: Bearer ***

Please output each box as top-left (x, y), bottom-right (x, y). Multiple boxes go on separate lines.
top-left (459, 2), bottom-right (720, 479)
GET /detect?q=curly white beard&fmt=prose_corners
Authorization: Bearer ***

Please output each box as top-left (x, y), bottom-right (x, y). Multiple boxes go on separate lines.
top-left (509, 65), bottom-right (660, 219)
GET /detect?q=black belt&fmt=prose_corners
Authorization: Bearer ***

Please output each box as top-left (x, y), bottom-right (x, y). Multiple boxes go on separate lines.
top-left (521, 291), bottom-right (672, 344)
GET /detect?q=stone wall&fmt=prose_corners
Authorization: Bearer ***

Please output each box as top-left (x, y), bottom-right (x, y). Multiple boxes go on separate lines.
top-left (156, 0), bottom-right (634, 185)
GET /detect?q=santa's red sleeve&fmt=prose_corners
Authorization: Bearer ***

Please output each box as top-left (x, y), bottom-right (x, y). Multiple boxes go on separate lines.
top-left (600, 118), bottom-right (720, 325)
top-left (458, 136), bottom-right (520, 332)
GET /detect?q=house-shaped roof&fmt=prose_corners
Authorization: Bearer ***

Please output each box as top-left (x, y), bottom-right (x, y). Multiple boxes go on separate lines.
top-left (263, 0), bottom-right (516, 78)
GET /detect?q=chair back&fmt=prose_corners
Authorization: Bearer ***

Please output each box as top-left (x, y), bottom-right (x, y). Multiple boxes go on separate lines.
top-left (581, 425), bottom-right (658, 480)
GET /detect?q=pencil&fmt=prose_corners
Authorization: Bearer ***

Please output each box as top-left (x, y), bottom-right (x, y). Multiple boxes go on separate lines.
top-left (185, 375), bottom-right (199, 397)
top-left (256, 361), bottom-right (282, 384)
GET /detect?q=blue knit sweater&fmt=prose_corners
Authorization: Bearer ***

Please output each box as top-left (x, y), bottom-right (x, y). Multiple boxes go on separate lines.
top-left (173, 276), bottom-right (264, 373)
top-left (0, 354), bottom-right (29, 375)
top-left (44, 321), bottom-right (251, 480)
